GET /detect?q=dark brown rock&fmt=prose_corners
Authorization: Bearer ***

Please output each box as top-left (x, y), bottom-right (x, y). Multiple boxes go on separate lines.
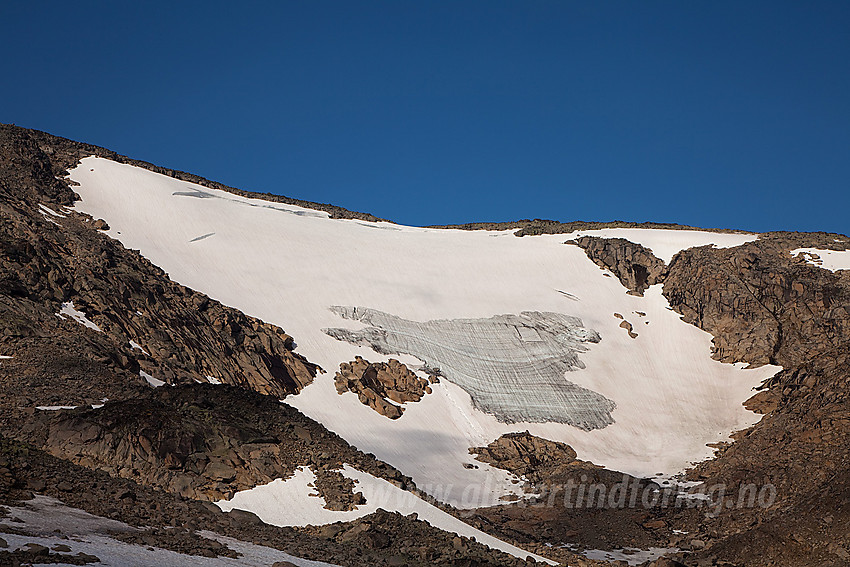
top-left (334, 357), bottom-right (431, 419)
top-left (228, 508), bottom-right (263, 526)
top-left (470, 431), bottom-right (577, 478)
top-left (569, 236), bottom-right (668, 295)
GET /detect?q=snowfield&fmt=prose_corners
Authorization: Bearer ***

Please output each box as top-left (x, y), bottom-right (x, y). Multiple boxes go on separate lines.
top-left (216, 465), bottom-right (556, 564)
top-left (70, 156), bottom-right (779, 509)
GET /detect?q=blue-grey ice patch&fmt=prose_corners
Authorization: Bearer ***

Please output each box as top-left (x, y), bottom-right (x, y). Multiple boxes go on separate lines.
top-left (324, 307), bottom-right (615, 430)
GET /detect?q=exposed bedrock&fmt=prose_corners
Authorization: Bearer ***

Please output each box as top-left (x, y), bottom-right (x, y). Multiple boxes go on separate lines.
top-left (468, 432), bottom-right (671, 556)
top-left (429, 217), bottom-right (745, 237)
top-left (14, 384), bottom-right (411, 506)
top-left (569, 236), bottom-right (668, 295)
top-left (334, 357), bottom-right (432, 419)
top-left (659, 235), bottom-right (850, 567)
top-left (662, 235), bottom-right (850, 367)
top-left (324, 307), bottom-right (615, 429)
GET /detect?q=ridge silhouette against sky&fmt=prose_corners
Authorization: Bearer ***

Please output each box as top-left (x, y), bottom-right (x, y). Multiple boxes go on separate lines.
top-left (2, 1), bottom-right (848, 234)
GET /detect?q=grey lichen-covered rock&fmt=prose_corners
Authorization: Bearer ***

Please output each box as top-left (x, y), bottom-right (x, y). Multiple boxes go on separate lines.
top-left (324, 307), bottom-right (615, 429)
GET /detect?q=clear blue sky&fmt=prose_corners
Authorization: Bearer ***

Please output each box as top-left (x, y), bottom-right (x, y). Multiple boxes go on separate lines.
top-left (2, 2), bottom-right (848, 233)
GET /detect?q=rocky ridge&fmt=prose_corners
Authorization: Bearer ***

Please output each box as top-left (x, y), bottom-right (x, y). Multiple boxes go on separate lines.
top-left (1, 124), bottom-right (318, 408)
top-left (427, 219), bottom-right (744, 237)
top-left (16, 124), bottom-right (386, 222)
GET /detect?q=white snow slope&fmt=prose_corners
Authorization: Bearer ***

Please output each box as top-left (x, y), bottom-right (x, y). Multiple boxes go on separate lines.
top-left (216, 465), bottom-right (555, 564)
top-left (70, 157), bottom-right (779, 510)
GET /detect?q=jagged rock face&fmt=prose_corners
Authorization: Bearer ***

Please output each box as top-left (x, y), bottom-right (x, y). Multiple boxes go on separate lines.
top-left (667, 236), bottom-right (850, 564)
top-left (569, 236), bottom-right (668, 295)
top-left (16, 385), bottom-right (412, 503)
top-left (334, 357), bottom-right (432, 419)
top-left (0, 125), bottom-right (317, 403)
top-left (656, 235), bottom-right (850, 566)
top-left (662, 235), bottom-right (850, 368)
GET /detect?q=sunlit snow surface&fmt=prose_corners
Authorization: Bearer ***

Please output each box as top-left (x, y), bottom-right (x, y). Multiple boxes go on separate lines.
top-left (0, 495), bottom-right (339, 567)
top-left (567, 227), bottom-right (759, 263)
top-left (791, 247), bottom-right (850, 272)
top-left (70, 157), bottom-right (779, 507)
top-left (140, 370), bottom-right (166, 388)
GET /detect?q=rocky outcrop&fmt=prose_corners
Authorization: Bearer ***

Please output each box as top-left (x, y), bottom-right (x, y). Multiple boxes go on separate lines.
top-left (334, 357), bottom-right (432, 419)
top-left (15, 384), bottom-right (413, 503)
top-left (662, 234), bottom-right (850, 367)
top-left (468, 432), bottom-right (673, 559)
top-left (470, 431), bottom-right (654, 492)
top-left (313, 468), bottom-right (366, 511)
top-left (569, 236), bottom-right (668, 295)
top-left (613, 313), bottom-right (640, 338)
top-left (654, 234), bottom-right (850, 566)
top-left (470, 432), bottom-right (578, 479)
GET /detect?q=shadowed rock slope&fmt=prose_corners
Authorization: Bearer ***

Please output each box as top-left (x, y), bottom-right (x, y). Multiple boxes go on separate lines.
top-left (0, 435), bottom-right (552, 567)
top-left (13, 384), bottom-right (413, 504)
